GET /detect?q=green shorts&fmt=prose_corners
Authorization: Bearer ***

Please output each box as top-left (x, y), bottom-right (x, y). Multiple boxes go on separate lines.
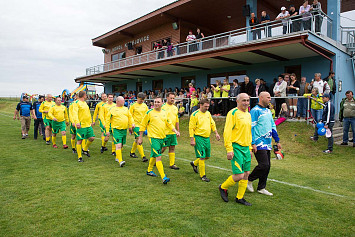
top-left (99, 119), bottom-right (106, 134)
top-left (194, 135), bottom-right (211, 158)
top-left (164, 134), bottom-right (178, 147)
top-left (52, 121), bottom-right (66, 134)
top-left (231, 143), bottom-right (251, 174)
top-left (133, 127), bottom-right (140, 139)
top-left (70, 124), bottom-right (76, 135)
top-left (149, 137), bottom-right (165, 158)
top-left (112, 128), bottom-right (127, 145)
top-left (76, 126), bottom-right (95, 140)
top-left (43, 118), bottom-right (52, 127)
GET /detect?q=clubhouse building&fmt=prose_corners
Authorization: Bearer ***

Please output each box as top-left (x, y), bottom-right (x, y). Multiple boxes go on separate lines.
top-left (75, 0), bottom-right (355, 114)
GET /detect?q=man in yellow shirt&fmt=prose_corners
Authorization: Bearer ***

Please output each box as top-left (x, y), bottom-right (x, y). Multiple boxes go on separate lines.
top-left (100, 94), bottom-right (116, 154)
top-left (48, 97), bottom-right (69, 149)
top-left (39, 94), bottom-right (55, 145)
top-left (161, 92), bottom-right (180, 170)
top-left (92, 93), bottom-right (108, 152)
top-left (138, 97), bottom-right (180, 184)
top-left (189, 99), bottom-right (220, 182)
top-left (105, 96), bottom-right (133, 167)
top-left (68, 95), bottom-right (78, 153)
top-left (129, 92), bottom-right (148, 162)
top-left (219, 93), bottom-right (254, 206)
top-left (221, 78), bottom-right (230, 116)
top-left (72, 91), bottom-right (95, 162)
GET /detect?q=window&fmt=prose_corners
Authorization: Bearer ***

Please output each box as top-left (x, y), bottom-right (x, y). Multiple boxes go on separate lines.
top-left (153, 80), bottom-right (163, 91)
top-left (181, 76), bottom-right (195, 89)
top-left (135, 46), bottom-right (142, 55)
top-left (112, 84), bottom-right (127, 93)
top-left (208, 71), bottom-right (247, 85)
top-left (111, 52), bottom-right (126, 61)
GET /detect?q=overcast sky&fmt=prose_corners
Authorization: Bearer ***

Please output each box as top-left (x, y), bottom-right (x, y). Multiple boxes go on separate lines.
top-left (0, 1), bottom-right (354, 97)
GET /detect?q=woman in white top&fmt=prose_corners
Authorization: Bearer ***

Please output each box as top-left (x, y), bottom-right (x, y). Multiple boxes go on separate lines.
top-left (273, 74), bottom-right (288, 117)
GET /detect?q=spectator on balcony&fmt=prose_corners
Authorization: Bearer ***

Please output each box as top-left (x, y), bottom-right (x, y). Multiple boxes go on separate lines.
top-left (304, 87), bottom-right (324, 141)
top-left (297, 76), bottom-right (310, 120)
top-left (186, 30), bottom-right (197, 52)
top-left (300, 0), bottom-right (312, 31)
top-left (273, 75), bottom-right (287, 117)
top-left (260, 11), bottom-right (271, 37)
top-left (166, 40), bottom-right (174, 57)
top-left (324, 71), bottom-right (336, 101)
top-left (221, 79), bottom-right (230, 116)
top-left (276, 7), bottom-right (290, 34)
top-left (339, 90), bottom-right (355, 147)
top-left (289, 5), bottom-right (301, 33)
top-left (311, 0), bottom-right (322, 33)
top-left (196, 28), bottom-right (205, 50)
top-left (249, 13), bottom-right (261, 40)
top-left (155, 41), bottom-right (164, 59)
top-left (229, 79), bottom-right (240, 110)
top-left (287, 73), bottom-right (300, 119)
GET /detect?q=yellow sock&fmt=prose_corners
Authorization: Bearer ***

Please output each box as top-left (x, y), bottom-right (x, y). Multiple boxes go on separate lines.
top-left (77, 144), bottom-right (82, 158)
top-left (112, 142), bottom-right (116, 152)
top-left (62, 136), bottom-right (67, 145)
top-left (103, 140), bottom-right (108, 147)
top-left (101, 136), bottom-right (105, 147)
top-left (148, 158), bottom-right (156, 172)
top-left (116, 149), bottom-right (122, 162)
top-left (46, 137), bottom-right (50, 142)
top-left (71, 139), bottom-right (76, 149)
top-left (131, 141), bottom-right (137, 153)
top-left (199, 159), bottom-right (205, 177)
top-left (137, 145), bottom-right (145, 158)
top-left (236, 179), bottom-right (248, 199)
top-left (169, 153), bottom-right (175, 166)
top-left (221, 175), bottom-right (236, 190)
top-left (52, 136), bottom-right (56, 145)
top-left (84, 140), bottom-right (93, 151)
top-left (156, 160), bottom-right (165, 179)
top-left (82, 139), bottom-right (86, 148)
top-left (193, 158), bottom-right (199, 166)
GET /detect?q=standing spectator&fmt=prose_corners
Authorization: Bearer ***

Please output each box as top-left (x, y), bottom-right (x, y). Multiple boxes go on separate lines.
top-left (260, 11), bottom-right (271, 37)
top-left (157, 89), bottom-right (164, 98)
top-left (273, 75), bottom-right (287, 117)
top-left (312, 0), bottom-right (322, 33)
top-left (196, 28), bottom-right (205, 50)
top-left (300, 0), bottom-right (312, 31)
top-left (14, 96), bottom-right (36, 139)
top-left (240, 76), bottom-right (254, 97)
top-left (276, 7), bottom-right (290, 34)
top-left (254, 78), bottom-right (267, 97)
top-left (304, 88), bottom-right (324, 141)
top-left (310, 73), bottom-right (329, 95)
top-left (324, 71), bottom-right (336, 101)
top-left (188, 83), bottom-right (196, 98)
top-left (289, 5), bottom-right (301, 33)
top-left (249, 13), bottom-right (261, 40)
top-left (167, 40), bottom-right (174, 57)
top-left (321, 94), bottom-right (335, 153)
top-left (206, 88), bottom-right (212, 99)
top-left (339, 91), bottom-right (355, 147)
top-left (33, 95), bottom-right (45, 140)
top-left (297, 77), bottom-right (310, 119)
top-left (156, 41), bottom-right (164, 59)
top-left (287, 73), bottom-right (300, 118)
top-left (221, 79), bottom-right (230, 116)
top-left (186, 30), bottom-right (197, 52)
top-left (229, 79), bottom-right (240, 110)
top-left (211, 80), bottom-right (221, 115)
top-left (261, 79), bottom-right (269, 92)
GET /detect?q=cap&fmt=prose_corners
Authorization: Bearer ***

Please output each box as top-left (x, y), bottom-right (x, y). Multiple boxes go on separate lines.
top-left (281, 6), bottom-right (286, 10)
top-left (323, 93), bottom-right (330, 98)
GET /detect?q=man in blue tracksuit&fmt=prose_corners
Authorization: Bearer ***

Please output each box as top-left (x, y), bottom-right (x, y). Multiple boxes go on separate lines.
top-left (14, 96), bottom-right (35, 139)
top-left (322, 93), bottom-right (335, 154)
top-left (33, 95), bottom-right (45, 140)
top-left (247, 92), bottom-right (282, 196)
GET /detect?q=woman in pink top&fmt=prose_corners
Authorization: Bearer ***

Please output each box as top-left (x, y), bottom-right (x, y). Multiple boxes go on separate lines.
top-left (188, 83), bottom-right (196, 98)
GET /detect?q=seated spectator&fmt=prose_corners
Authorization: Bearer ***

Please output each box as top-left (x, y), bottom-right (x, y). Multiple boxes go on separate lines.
top-left (276, 6), bottom-right (290, 34)
top-left (304, 87), bottom-right (324, 141)
top-left (260, 11), bottom-right (271, 37)
top-left (249, 13), bottom-right (261, 40)
top-left (275, 103), bottom-right (288, 126)
top-left (339, 90), bottom-right (355, 147)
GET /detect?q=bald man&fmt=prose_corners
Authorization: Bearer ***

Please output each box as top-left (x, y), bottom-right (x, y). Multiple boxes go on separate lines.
top-left (247, 92), bottom-right (281, 196)
top-left (39, 94), bottom-right (55, 144)
top-left (219, 93), bottom-right (253, 206)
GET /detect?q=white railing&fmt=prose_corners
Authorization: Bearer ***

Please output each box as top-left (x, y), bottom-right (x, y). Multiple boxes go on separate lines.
top-left (341, 27), bottom-right (355, 54)
top-left (84, 11), bottom-right (333, 77)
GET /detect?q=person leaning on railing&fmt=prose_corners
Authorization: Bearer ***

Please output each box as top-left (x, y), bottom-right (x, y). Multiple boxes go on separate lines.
top-left (299, 0), bottom-right (312, 31)
top-left (289, 5), bottom-right (301, 33)
top-left (304, 87), bottom-right (324, 141)
top-left (311, 0), bottom-right (322, 34)
top-left (249, 13), bottom-right (261, 40)
top-left (276, 7), bottom-right (290, 34)
top-left (260, 11), bottom-right (271, 37)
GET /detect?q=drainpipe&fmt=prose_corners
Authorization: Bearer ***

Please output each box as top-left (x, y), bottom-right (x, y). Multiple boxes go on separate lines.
top-left (301, 35), bottom-right (333, 71)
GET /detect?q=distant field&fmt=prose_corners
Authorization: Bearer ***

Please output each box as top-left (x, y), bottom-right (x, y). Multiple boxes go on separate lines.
top-left (0, 100), bottom-right (354, 237)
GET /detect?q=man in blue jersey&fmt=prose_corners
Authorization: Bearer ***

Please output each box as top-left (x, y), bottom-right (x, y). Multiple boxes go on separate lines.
top-left (14, 96), bottom-right (36, 139)
top-left (33, 95), bottom-right (45, 140)
top-left (247, 92), bottom-right (281, 196)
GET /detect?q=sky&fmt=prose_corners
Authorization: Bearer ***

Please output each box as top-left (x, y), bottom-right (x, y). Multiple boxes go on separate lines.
top-left (0, 1), bottom-right (354, 97)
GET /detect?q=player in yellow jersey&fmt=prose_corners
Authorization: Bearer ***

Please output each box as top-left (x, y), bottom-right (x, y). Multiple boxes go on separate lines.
top-left (129, 92), bottom-right (148, 162)
top-left (137, 97), bottom-right (180, 184)
top-left (100, 94), bottom-right (116, 154)
top-left (219, 93), bottom-right (253, 206)
top-left (161, 92), bottom-right (180, 170)
top-left (105, 96), bottom-right (134, 167)
top-left (39, 94), bottom-right (55, 145)
top-left (48, 97), bottom-right (69, 149)
top-left (189, 99), bottom-right (220, 182)
top-left (92, 93), bottom-right (108, 152)
top-left (68, 95), bottom-right (78, 153)
top-left (72, 91), bottom-right (95, 162)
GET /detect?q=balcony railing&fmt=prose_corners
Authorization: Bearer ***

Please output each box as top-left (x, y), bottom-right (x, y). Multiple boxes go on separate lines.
top-left (84, 11), bottom-right (333, 77)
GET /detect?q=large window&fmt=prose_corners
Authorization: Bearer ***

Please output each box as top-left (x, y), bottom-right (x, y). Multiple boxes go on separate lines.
top-left (111, 51), bottom-right (126, 61)
top-left (208, 71), bottom-right (247, 85)
top-left (112, 84), bottom-right (127, 93)
top-left (152, 80), bottom-right (163, 91)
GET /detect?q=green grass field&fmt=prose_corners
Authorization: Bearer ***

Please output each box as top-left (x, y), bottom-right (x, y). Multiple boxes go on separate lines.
top-left (0, 100), bottom-right (354, 237)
